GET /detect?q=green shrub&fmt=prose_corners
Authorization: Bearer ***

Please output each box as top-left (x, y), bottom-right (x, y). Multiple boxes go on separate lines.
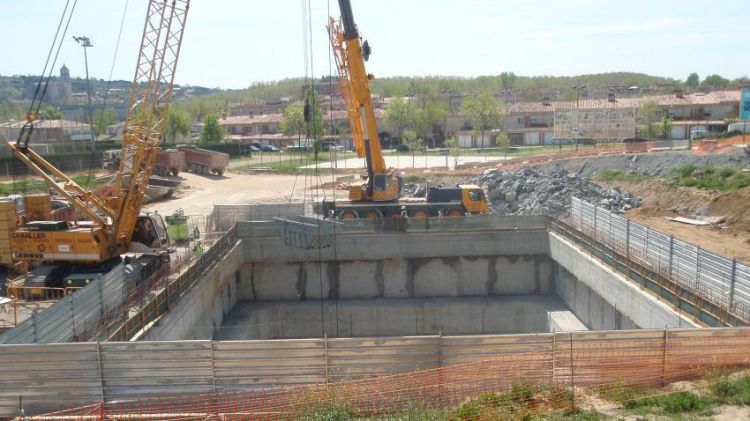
top-left (627, 391), bottom-right (710, 414)
top-left (711, 376), bottom-right (750, 405)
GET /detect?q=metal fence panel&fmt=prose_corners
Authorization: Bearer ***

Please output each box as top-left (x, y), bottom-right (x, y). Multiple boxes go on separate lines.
top-left (571, 198), bottom-right (748, 318)
top-left (0, 264), bottom-right (126, 344)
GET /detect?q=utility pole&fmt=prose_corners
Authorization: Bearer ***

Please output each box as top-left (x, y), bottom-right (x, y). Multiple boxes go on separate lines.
top-left (572, 81), bottom-right (586, 151)
top-left (73, 36), bottom-right (96, 152)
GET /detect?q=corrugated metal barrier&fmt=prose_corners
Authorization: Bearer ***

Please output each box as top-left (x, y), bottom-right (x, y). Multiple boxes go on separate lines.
top-left (3, 327), bottom-right (749, 419)
top-left (571, 197), bottom-right (750, 321)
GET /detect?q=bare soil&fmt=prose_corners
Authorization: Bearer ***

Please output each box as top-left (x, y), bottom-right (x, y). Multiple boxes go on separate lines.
top-left (143, 171), bottom-right (313, 216)
top-left (600, 179), bottom-right (750, 263)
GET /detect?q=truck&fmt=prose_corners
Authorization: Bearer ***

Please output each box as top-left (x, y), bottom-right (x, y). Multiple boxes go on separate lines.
top-left (154, 149), bottom-right (185, 176)
top-left (317, 184), bottom-right (488, 221)
top-left (318, 0), bottom-right (489, 221)
top-left (104, 149), bottom-right (184, 177)
top-left (178, 146), bottom-right (229, 176)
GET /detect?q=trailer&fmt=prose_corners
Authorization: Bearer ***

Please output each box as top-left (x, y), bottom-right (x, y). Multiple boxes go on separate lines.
top-left (315, 185), bottom-right (488, 221)
top-left (154, 149), bottom-right (185, 176)
top-left (178, 146), bottom-right (229, 176)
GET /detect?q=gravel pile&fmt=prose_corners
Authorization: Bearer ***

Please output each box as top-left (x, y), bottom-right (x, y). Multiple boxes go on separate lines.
top-left (478, 167), bottom-right (641, 217)
top-left (535, 150), bottom-right (749, 177)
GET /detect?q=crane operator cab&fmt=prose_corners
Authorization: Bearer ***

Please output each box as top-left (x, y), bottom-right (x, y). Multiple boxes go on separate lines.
top-left (130, 212), bottom-right (170, 253)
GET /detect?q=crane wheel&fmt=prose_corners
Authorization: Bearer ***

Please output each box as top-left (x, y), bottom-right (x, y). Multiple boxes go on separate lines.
top-left (410, 210), bottom-right (429, 219)
top-left (445, 208), bottom-right (464, 218)
top-left (362, 209), bottom-right (383, 222)
top-left (339, 210), bottom-right (359, 220)
top-left (385, 210), bottom-right (401, 223)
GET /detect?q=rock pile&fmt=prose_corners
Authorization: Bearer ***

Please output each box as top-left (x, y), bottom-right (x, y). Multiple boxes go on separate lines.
top-left (477, 167), bottom-right (642, 217)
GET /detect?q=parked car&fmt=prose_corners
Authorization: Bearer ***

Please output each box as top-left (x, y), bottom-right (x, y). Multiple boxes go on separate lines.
top-left (251, 142), bottom-right (279, 152)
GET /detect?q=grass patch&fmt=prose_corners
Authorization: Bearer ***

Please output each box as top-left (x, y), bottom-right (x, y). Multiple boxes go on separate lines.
top-left (300, 405), bottom-right (352, 421)
top-left (671, 165), bottom-right (750, 191)
top-left (711, 376), bottom-right (750, 406)
top-left (0, 174), bottom-right (107, 195)
top-left (626, 391), bottom-right (712, 414)
top-left (597, 170), bottom-right (649, 183)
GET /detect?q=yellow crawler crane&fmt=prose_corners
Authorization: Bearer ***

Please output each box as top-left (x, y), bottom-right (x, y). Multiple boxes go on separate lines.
top-left (8, 0), bottom-right (189, 275)
top-left (321, 0), bottom-right (488, 221)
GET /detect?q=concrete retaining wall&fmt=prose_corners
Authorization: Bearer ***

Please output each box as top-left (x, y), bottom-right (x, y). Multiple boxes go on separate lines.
top-left (240, 254), bottom-right (554, 301)
top-left (549, 232), bottom-right (701, 329)
top-left (144, 242), bottom-right (244, 340)
top-left (215, 295), bottom-right (573, 340)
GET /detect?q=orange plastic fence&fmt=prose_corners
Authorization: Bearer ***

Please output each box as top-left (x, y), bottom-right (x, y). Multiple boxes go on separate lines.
top-left (30, 328), bottom-right (750, 420)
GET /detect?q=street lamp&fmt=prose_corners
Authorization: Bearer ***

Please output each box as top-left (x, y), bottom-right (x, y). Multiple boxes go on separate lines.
top-left (73, 35), bottom-right (95, 152)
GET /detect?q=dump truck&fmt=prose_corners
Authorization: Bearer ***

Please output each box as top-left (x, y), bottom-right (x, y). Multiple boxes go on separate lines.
top-left (178, 146), bottom-right (229, 176)
top-left (154, 149), bottom-right (185, 176)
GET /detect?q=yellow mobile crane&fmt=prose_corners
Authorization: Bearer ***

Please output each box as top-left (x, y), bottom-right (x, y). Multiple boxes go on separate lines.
top-left (321, 0), bottom-right (488, 221)
top-left (8, 0), bottom-right (189, 287)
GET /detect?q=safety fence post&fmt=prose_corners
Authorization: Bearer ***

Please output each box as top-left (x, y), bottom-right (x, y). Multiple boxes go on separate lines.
top-left (729, 259), bottom-right (738, 311)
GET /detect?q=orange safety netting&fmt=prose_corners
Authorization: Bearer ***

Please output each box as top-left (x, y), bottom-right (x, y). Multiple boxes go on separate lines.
top-left (28, 329), bottom-right (750, 420)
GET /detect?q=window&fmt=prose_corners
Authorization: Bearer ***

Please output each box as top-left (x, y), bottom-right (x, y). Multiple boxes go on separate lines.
top-left (469, 190), bottom-right (483, 202)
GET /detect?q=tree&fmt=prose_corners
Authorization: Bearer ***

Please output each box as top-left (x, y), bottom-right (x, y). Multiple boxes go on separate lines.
top-left (495, 132), bottom-right (510, 158)
top-left (0, 99), bottom-right (21, 122)
top-left (659, 115), bottom-right (673, 140)
top-left (302, 89), bottom-right (325, 140)
top-left (414, 98), bottom-right (446, 148)
top-left (686, 73), bottom-right (700, 88)
top-left (198, 113), bottom-right (224, 144)
top-left (280, 104), bottom-right (305, 137)
top-left (402, 130), bottom-right (422, 168)
top-left (701, 74), bottom-right (730, 89)
top-left (165, 108), bottom-right (191, 143)
top-left (445, 137), bottom-right (460, 167)
top-left (462, 89), bottom-right (503, 150)
top-left (637, 100), bottom-right (662, 140)
top-left (500, 72), bottom-right (516, 90)
top-left (39, 105), bottom-right (63, 120)
top-left (92, 108), bottom-right (118, 137)
top-left (384, 96), bottom-right (415, 146)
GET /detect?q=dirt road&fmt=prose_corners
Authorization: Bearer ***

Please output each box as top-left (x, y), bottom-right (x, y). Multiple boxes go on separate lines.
top-left (144, 171), bottom-right (317, 216)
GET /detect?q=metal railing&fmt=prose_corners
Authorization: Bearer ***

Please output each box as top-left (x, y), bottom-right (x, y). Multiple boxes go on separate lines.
top-left (570, 197), bottom-right (750, 322)
top-left (237, 214), bottom-right (551, 239)
top-left (107, 224), bottom-right (239, 341)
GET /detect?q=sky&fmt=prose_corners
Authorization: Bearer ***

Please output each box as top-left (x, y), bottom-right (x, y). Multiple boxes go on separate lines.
top-left (0, 0), bottom-right (748, 89)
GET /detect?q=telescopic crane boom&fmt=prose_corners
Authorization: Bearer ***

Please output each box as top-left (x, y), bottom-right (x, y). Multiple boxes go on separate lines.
top-left (328, 0), bottom-right (400, 202)
top-left (320, 0), bottom-right (489, 221)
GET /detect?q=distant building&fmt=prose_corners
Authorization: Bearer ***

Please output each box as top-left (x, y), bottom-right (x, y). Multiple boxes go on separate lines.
top-left (446, 90), bottom-right (741, 146)
top-left (0, 119), bottom-right (92, 144)
top-left (211, 108), bottom-right (384, 147)
top-left (301, 76), bottom-right (341, 97)
top-left (24, 65), bottom-right (73, 104)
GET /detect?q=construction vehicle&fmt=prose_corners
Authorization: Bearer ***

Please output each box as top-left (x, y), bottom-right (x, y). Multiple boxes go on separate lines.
top-left (178, 146), bottom-right (229, 176)
top-left (7, 0), bottom-right (190, 288)
top-left (318, 0), bottom-right (488, 221)
top-left (154, 149), bottom-right (185, 176)
top-left (105, 148), bottom-right (184, 177)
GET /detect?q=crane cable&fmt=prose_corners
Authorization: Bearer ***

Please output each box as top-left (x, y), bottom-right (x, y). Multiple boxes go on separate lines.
top-left (18, 0), bottom-right (79, 150)
top-left (86, 0), bottom-right (130, 186)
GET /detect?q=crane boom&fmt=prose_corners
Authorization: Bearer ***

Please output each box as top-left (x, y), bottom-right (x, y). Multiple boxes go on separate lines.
top-left (329, 0), bottom-right (398, 202)
top-left (112, 0), bottom-right (189, 252)
top-left (8, 0), bottom-right (190, 263)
